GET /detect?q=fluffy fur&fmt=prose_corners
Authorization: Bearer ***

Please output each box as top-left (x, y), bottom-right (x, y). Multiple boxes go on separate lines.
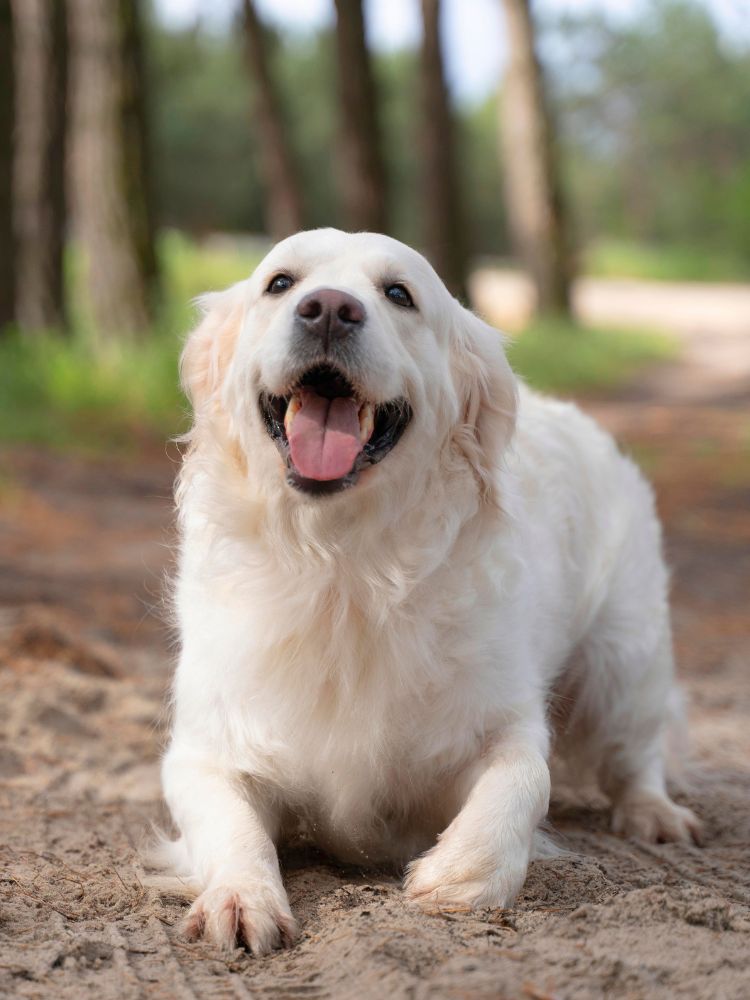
top-left (160, 229), bottom-right (700, 955)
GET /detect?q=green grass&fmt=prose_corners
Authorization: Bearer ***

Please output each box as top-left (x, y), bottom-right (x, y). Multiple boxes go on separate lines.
top-left (0, 233), bottom-right (263, 454)
top-left (584, 238), bottom-right (750, 284)
top-left (508, 318), bottom-right (677, 395)
top-left (0, 329), bottom-right (186, 452)
top-left (0, 235), bottom-right (677, 454)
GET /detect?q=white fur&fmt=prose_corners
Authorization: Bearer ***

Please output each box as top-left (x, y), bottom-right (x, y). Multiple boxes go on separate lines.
top-left (160, 229), bottom-right (700, 953)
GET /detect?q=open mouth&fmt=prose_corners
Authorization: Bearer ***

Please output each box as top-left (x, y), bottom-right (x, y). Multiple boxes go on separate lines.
top-left (259, 364), bottom-right (412, 495)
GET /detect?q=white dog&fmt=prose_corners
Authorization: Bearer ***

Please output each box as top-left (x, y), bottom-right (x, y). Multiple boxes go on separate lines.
top-left (160, 228), bottom-right (700, 955)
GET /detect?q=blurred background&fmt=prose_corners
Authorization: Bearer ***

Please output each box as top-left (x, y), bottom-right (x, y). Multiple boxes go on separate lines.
top-left (0, 0), bottom-right (749, 446)
top-left (1, 4), bottom-right (750, 993)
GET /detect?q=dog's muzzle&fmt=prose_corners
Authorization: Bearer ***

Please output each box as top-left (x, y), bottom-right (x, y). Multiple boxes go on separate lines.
top-left (258, 363), bottom-right (412, 497)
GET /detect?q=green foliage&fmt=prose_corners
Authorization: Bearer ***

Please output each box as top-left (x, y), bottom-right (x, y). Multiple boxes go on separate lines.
top-left (150, 24), bottom-right (263, 233)
top-left (462, 96), bottom-right (510, 256)
top-left (274, 30), bottom-right (340, 230)
top-left (584, 239), bottom-right (750, 282)
top-left (0, 326), bottom-right (183, 451)
top-left (549, 0), bottom-right (750, 264)
top-left (374, 47), bottom-right (420, 246)
top-left (508, 319), bottom-right (677, 394)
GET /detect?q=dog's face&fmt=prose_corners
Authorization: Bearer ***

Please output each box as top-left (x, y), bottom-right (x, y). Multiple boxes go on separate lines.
top-left (183, 229), bottom-right (516, 503)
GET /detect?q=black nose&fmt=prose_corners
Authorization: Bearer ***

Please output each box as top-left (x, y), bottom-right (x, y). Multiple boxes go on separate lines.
top-left (295, 288), bottom-right (366, 350)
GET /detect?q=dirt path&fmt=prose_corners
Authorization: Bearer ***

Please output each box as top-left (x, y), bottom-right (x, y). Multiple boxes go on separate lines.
top-left (472, 269), bottom-right (750, 403)
top-left (1, 332), bottom-right (749, 997)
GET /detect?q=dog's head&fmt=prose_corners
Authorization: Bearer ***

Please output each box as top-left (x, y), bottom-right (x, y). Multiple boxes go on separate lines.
top-left (182, 229), bottom-right (517, 507)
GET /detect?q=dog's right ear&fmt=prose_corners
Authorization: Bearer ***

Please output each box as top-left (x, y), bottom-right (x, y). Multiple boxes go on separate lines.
top-left (180, 281), bottom-right (248, 412)
top-left (450, 305), bottom-right (518, 507)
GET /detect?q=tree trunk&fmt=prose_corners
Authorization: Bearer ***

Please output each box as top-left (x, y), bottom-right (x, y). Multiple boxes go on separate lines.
top-left (0, 0), bottom-right (16, 331)
top-left (499, 0), bottom-right (573, 318)
top-left (13, 0), bottom-right (68, 332)
top-left (333, 0), bottom-right (387, 233)
top-left (420, 0), bottom-right (467, 299)
top-left (241, 0), bottom-right (305, 240)
top-left (69, 0), bottom-right (158, 341)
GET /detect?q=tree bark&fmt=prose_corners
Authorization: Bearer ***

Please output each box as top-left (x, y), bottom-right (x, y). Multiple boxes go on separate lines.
top-left (69, 0), bottom-right (158, 340)
top-left (0, 0), bottom-right (16, 331)
top-left (499, 0), bottom-right (573, 318)
top-left (420, 0), bottom-right (467, 299)
top-left (241, 0), bottom-right (305, 240)
top-left (333, 0), bottom-right (387, 233)
top-left (13, 0), bottom-right (68, 332)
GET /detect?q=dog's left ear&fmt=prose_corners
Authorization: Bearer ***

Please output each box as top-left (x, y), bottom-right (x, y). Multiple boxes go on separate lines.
top-left (451, 306), bottom-right (518, 505)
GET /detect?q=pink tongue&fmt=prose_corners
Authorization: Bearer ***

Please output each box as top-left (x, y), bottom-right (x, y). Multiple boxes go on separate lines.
top-left (287, 391), bottom-right (363, 481)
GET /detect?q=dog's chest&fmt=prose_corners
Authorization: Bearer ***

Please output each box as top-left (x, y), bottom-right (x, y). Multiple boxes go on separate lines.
top-left (235, 602), bottom-right (488, 858)
top-left (270, 689), bottom-right (470, 863)
top-left (194, 538), bottom-right (511, 857)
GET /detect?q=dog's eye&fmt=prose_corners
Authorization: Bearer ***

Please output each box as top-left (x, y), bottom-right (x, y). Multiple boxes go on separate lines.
top-left (384, 283), bottom-right (414, 308)
top-left (266, 274), bottom-right (295, 295)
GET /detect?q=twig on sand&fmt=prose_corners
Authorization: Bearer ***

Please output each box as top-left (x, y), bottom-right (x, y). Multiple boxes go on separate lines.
top-left (522, 982), bottom-right (561, 1000)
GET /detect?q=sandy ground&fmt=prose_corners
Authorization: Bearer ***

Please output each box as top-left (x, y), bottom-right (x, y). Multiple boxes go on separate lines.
top-left (1, 314), bottom-right (749, 998)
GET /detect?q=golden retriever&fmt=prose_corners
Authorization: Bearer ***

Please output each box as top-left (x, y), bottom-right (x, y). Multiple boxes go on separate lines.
top-left (159, 229), bottom-right (700, 954)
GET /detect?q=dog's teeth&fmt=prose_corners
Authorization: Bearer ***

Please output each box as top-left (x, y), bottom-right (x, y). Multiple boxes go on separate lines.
top-left (359, 402), bottom-right (375, 443)
top-left (284, 395), bottom-right (301, 434)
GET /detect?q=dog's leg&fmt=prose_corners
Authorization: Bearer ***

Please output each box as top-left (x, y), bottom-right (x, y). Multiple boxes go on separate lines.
top-left (597, 680), bottom-right (702, 844)
top-left (581, 615), bottom-right (702, 845)
top-left (161, 742), bottom-right (296, 955)
top-left (404, 718), bottom-right (550, 909)
top-left (576, 478), bottom-right (703, 844)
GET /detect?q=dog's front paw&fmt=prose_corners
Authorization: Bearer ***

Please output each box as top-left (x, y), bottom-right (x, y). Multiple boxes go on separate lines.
top-left (183, 879), bottom-right (297, 955)
top-left (404, 838), bottom-right (529, 911)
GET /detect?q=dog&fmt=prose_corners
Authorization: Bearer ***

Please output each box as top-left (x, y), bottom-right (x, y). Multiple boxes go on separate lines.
top-left (159, 228), bottom-right (700, 955)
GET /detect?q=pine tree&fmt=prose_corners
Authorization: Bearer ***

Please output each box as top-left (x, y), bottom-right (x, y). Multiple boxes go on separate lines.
top-left (499, 0), bottom-right (573, 317)
top-left (14, 0), bottom-right (68, 331)
top-left (333, 0), bottom-right (387, 233)
top-left (241, 0), bottom-right (305, 240)
top-left (0, 0), bottom-right (16, 331)
top-left (420, 0), bottom-right (467, 299)
top-left (70, 0), bottom-right (158, 339)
